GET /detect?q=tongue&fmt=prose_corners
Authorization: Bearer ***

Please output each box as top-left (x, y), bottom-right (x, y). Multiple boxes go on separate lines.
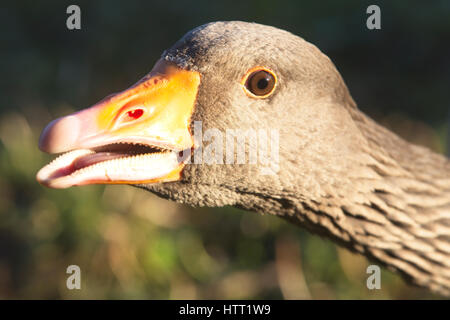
top-left (73, 152), bottom-right (130, 170)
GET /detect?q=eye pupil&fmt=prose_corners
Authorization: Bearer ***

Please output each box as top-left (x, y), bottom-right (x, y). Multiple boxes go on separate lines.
top-left (257, 78), bottom-right (268, 89)
top-left (244, 69), bottom-right (276, 97)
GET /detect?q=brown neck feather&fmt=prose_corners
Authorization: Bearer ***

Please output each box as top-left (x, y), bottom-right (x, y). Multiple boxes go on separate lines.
top-left (237, 107), bottom-right (450, 296)
top-left (343, 109), bottom-right (450, 295)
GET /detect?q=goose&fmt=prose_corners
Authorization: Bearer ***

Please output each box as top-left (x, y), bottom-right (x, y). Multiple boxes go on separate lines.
top-left (36, 21), bottom-right (450, 296)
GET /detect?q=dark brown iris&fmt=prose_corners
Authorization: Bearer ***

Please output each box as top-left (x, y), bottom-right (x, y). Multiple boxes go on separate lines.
top-left (245, 69), bottom-right (276, 97)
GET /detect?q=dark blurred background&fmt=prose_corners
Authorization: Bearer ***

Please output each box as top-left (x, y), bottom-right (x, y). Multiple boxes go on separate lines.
top-left (0, 0), bottom-right (449, 299)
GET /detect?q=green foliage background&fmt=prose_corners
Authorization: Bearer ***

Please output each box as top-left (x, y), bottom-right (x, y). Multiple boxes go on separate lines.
top-left (0, 0), bottom-right (449, 299)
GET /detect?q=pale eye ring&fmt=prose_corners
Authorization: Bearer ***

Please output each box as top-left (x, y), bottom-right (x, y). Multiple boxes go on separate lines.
top-left (242, 67), bottom-right (277, 98)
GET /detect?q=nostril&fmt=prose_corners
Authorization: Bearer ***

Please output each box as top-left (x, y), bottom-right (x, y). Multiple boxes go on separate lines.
top-left (126, 109), bottom-right (144, 120)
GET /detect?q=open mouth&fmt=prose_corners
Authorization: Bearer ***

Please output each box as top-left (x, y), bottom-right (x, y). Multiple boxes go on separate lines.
top-left (36, 60), bottom-right (200, 189)
top-left (36, 141), bottom-right (185, 189)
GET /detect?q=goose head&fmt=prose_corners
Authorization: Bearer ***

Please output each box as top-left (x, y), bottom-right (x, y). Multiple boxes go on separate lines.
top-left (37, 21), bottom-right (364, 207)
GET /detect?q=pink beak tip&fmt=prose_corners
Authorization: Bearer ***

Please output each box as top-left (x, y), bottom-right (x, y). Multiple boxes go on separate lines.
top-left (38, 116), bottom-right (81, 154)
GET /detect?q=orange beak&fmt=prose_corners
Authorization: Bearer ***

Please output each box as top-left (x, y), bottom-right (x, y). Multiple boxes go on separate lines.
top-left (36, 60), bottom-right (200, 189)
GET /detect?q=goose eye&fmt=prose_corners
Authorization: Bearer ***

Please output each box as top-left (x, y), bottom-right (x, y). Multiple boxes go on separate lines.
top-left (244, 68), bottom-right (276, 98)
